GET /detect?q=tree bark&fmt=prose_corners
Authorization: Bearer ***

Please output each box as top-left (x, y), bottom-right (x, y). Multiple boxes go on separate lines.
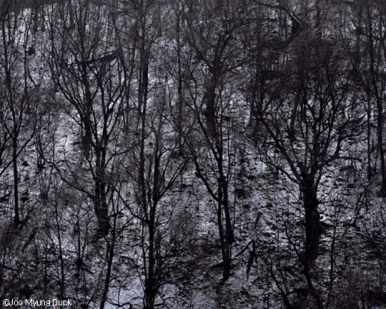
top-left (376, 99), bottom-right (386, 197)
top-left (94, 148), bottom-right (110, 237)
top-left (301, 173), bottom-right (321, 271)
top-left (13, 134), bottom-right (20, 227)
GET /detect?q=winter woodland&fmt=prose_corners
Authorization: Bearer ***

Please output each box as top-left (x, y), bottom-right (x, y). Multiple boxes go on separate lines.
top-left (0, 0), bottom-right (386, 308)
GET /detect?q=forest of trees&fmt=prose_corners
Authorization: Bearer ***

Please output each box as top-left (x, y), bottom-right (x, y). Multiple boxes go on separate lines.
top-left (1, 0), bottom-right (386, 308)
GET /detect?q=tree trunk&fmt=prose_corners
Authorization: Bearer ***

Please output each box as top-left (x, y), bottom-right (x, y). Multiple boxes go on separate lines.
top-left (99, 240), bottom-right (115, 309)
top-left (302, 175), bottom-right (321, 271)
top-left (94, 148), bottom-right (110, 236)
top-left (217, 194), bottom-right (231, 281)
top-left (13, 134), bottom-right (20, 227)
top-left (203, 79), bottom-right (217, 138)
top-left (377, 99), bottom-right (386, 197)
top-left (144, 210), bottom-right (157, 309)
top-left (81, 64), bottom-right (93, 157)
top-left (218, 149), bottom-right (233, 281)
top-left (301, 174), bottom-right (324, 308)
top-left (367, 93), bottom-right (373, 180)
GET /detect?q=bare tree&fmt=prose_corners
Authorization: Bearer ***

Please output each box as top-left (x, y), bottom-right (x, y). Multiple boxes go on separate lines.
top-left (178, 0), bottom-right (258, 282)
top-left (108, 1), bottom-right (193, 308)
top-left (0, 0), bottom-right (40, 227)
top-left (349, 0), bottom-right (386, 196)
top-left (48, 0), bottom-right (127, 236)
top-left (246, 3), bottom-right (363, 306)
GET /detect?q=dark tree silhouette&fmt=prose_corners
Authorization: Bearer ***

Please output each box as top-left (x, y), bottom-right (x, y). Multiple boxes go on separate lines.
top-left (49, 0), bottom-right (126, 236)
top-left (247, 7), bottom-right (363, 305)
